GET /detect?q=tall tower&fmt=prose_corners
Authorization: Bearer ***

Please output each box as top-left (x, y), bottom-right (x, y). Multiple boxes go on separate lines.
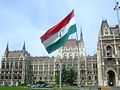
top-left (78, 30), bottom-right (87, 85)
top-left (0, 43), bottom-right (30, 85)
top-left (97, 20), bottom-right (120, 86)
top-left (57, 29), bottom-right (87, 85)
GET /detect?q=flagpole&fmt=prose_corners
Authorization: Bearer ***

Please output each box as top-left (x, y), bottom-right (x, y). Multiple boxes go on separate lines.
top-left (40, 10), bottom-right (76, 89)
top-left (75, 27), bottom-right (81, 85)
top-left (59, 48), bottom-right (62, 88)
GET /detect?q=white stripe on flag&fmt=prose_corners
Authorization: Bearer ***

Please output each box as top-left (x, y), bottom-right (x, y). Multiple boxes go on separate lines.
top-left (42, 17), bottom-right (75, 48)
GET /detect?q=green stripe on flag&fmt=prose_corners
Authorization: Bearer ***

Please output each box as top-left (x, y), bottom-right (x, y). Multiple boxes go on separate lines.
top-left (46, 24), bottom-right (77, 53)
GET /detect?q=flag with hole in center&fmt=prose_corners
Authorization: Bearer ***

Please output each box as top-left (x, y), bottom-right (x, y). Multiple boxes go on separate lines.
top-left (40, 10), bottom-right (77, 54)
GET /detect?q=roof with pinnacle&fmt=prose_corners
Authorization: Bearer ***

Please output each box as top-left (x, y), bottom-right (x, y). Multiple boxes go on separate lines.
top-left (100, 20), bottom-right (119, 35)
top-left (63, 39), bottom-right (78, 48)
top-left (8, 51), bottom-right (22, 57)
top-left (4, 42), bottom-right (28, 57)
top-left (86, 54), bottom-right (97, 60)
top-left (7, 51), bottom-right (28, 57)
top-left (63, 30), bottom-right (84, 48)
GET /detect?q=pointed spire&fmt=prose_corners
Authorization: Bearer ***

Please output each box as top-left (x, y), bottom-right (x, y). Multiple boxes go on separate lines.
top-left (80, 28), bottom-right (83, 42)
top-left (5, 42), bottom-right (9, 57)
top-left (22, 41), bottom-right (26, 56)
top-left (6, 42), bottom-right (9, 51)
top-left (22, 41), bottom-right (26, 51)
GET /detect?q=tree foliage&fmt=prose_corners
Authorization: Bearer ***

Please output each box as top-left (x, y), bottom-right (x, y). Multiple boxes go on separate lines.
top-left (55, 65), bottom-right (77, 86)
top-left (55, 70), bottom-right (60, 85)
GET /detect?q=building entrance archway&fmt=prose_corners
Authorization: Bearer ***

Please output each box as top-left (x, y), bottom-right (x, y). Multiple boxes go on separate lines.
top-left (107, 70), bottom-right (115, 86)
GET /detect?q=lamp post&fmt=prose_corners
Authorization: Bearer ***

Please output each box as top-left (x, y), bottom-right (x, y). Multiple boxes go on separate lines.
top-left (114, 0), bottom-right (120, 34)
top-left (59, 59), bottom-right (62, 88)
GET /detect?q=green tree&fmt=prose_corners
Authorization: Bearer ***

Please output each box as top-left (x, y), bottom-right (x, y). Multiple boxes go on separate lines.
top-left (67, 68), bottom-right (77, 86)
top-left (62, 66), bottom-right (77, 86)
top-left (61, 66), bottom-right (68, 85)
top-left (55, 70), bottom-right (60, 85)
top-left (55, 66), bottom-right (77, 86)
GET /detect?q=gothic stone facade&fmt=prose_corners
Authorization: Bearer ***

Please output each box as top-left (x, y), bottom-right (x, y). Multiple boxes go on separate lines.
top-left (0, 43), bottom-right (30, 85)
top-left (0, 33), bottom-right (98, 86)
top-left (0, 43), bottom-right (56, 85)
top-left (57, 31), bottom-right (98, 85)
top-left (97, 20), bottom-right (120, 86)
top-left (1, 21), bottom-right (120, 86)
top-left (29, 56), bottom-right (55, 84)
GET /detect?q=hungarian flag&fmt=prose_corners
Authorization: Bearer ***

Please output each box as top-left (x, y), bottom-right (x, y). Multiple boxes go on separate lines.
top-left (40, 10), bottom-right (77, 54)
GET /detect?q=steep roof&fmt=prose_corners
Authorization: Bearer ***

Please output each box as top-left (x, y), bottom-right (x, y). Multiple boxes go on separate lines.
top-left (7, 51), bottom-right (24, 57)
top-left (63, 39), bottom-right (77, 48)
top-left (86, 54), bottom-right (97, 60)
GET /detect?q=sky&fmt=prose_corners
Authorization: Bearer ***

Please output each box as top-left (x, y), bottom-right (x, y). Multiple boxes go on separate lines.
top-left (0, 0), bottom-right (119, 59)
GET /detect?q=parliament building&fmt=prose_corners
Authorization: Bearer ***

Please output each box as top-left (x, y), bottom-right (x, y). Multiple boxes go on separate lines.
top-left (0, 20), bottom-right (120, 86)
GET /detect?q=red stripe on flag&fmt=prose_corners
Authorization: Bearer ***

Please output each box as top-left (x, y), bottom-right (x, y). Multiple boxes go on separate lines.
top-left (40, 10), bottom-right (74, 42)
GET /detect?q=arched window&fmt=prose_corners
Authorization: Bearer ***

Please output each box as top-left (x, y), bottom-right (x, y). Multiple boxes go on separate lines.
top-left (50, 76), bottom-right (52, 80)
top-left (14, 75), bottom-right (17, 79)
top-left (88, 76), bottom-right (91, 81)
top-left (68, 53), bottom-right (72, 60)
top-left (6, 62), bottom-right (9, 69)
top-left (93, 63), bottom-right (97, 69)
top-left (40, 77), bottom-right (42, 80)
top-left (117, 46), bottom-right (120, 56)
top-left (18, 75), bottom-right (21, 79)
top-left (10, 63), bottom-right (13, 68)
top-left (81, 70), bottom-right (85, 74)
top-left (63, 54), bottom-right (67, 60)
top-left (104, 27), bottom-right (110, 35)
top-left (5, 75), bottom-right (8, 79)
top-left (105, 29), bottom-right (109, 35)
top-left (1, 75), bottom-right (4, 79)
top-left (15, 62), bottom-right (18, 69)
top-left (45, 76), bottom-right (47, 80)
top-left (82, 77), bottom-right (84, 80)
top-left (106, 45), bottom-right (112, 57)
top-left (95, 76), bottom-right (97, 80)
top-left (19, 62), bottom-right (22, 69)
top-left (56, 64), bottom-right (60, 70)
top-left (74, 53), bottom-right (78, 60)
top-left (2, 63), bottom-right (5, 69)
top-left (9, 75), bottom-right (11, 79)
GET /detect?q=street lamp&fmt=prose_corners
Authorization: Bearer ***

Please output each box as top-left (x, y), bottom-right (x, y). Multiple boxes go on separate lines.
top-left (114, 0), bottom-right (120, 34)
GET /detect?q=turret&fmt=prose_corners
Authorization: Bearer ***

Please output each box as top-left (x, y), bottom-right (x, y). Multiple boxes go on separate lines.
top-left (100, 20), bottom-right (110, 36)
